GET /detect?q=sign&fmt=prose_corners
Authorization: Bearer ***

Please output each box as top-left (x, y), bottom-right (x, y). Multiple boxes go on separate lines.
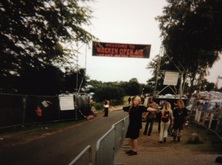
top-left (92, 41), bottom-right (151, 58)
top-left (59, 95), bottom-right (74, 111)
top-left (163, 71), bottom-right (179, 86)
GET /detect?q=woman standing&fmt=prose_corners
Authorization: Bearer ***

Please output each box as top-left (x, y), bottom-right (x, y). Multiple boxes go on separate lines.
top-left (159, 101), bottom-right (174, 143)
top-left (173, 99), bottom-right (189, 142)
top-left (124, 96), bottom-right (157, 156)
top-left (103, 100), bottom-right (109, 117)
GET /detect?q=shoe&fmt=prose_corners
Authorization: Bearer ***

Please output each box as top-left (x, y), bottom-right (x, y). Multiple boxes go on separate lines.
top-left (125, 150), bottom-right (133, 154)
top-left (128, 151), bottom-right (137, 156)
top-left (159, 141), bottom-right (163, 143)
top-left (163, 137), bottom-right (166, 143)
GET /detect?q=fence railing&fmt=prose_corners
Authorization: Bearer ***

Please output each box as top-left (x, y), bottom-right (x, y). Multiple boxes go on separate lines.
top-left (68, 145), bottom-right (92, 165)
top-left (0, 93), bottom-right (90, 129)
top-left (192, 108), bottom-right (222, 136)
top-left (95, 116), bottom-right (129, 165)
top-left (69, 103), bottom-right (222, 165)
top-left (68, 116), bottom-right (129, 165)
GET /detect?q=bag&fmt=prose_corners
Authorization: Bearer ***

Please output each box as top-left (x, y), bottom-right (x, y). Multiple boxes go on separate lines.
top-left (147, 111), bottom-right (156, 119)
top-left (161, 111), bottom-right (170, 122)
top-left (142, 112), bottom-right (149, 121)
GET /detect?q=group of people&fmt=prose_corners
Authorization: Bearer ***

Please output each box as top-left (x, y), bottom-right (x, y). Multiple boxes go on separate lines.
top-left (123, 95), bottom-right (189, 156)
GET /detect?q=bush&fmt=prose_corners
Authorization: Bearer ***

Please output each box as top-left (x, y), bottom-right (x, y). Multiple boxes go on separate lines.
top-left (93, 102), bottom-right (104, 111)
top-left (93, 84), bottom-right (125, 103)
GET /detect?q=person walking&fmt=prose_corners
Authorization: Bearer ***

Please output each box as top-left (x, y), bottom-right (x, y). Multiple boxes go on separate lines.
top-left (143, 101), bottom-right (158, 136)
top-left (128, 96), bottom-right (132, 104)
top-left (173, 99), bottom-right (189, 142)
top-left (159, 101), bottom-right (174, 143)
top-left (123, 96), bottom-right (157, 156)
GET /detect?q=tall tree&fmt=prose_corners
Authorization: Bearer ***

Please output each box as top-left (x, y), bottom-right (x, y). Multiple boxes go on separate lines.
top-left (156, 0), bottom-right (222, 90)
top-left (0, 0), bottom-right (95, 93)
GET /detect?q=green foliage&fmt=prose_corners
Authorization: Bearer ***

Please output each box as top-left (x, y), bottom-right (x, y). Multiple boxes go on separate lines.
top-left (93, 84), bottom-right (125, 104)
top-left (140, 84), bottom-right (154, 95)
top-left (93, 102), bottom-right (104, 111)
top-left (64, 68), bottom-right (87, 93)
top-left (88, 78), bottom-right (151, 106)
top-left (120, 78), bottom-right (141, 96)
top-left (155, 0), bottom-right (222, 90)
top-left (0, 0), bottom-right (95, 94)
top-left (89, 78), bottom-right (145, 104)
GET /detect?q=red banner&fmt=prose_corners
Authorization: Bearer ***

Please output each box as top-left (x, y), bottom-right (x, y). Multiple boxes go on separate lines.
top-left (92, 41), bottom-right (151, 58)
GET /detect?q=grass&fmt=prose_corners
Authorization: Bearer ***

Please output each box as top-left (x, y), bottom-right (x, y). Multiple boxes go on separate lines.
top-left (183, 122), bottom-right (222, 153)
top-left (0, 120), bottom-right (85, 148)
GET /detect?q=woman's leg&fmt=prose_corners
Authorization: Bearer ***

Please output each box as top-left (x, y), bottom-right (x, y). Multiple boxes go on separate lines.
top-left (158, 120), bottom-right (161, 132)
top-left (177, 123), bottom-right (183, 141)
top-left (159, 122), bottom-right (164, 142)
top-left (177, 129), bottom-right (181, 141)
top-left (163, 122), bottom-right (170, 142)
top-left (148, 119), bottom-right (154, 136)
top-left (127, 138), bottom-right (138, 156)
top-left (143, 120), bottom-right (149, 135)
top-left (173, 129), bottom-right (178, 141)
top-left (104, 108), bottom-right (108, 116)
top-left (131, 138), bottom-right (138, 151)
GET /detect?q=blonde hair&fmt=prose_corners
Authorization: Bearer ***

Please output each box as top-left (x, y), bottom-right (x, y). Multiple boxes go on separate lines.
top-left (133, 96), bottom-right (142, 104)
top-left (162, 101), bottom-right (171, 111)
top-left (129, 96), bottom-right (142, 112)
top-left (161, 101), bottom-right (173, 118)
top-left (177, 99), bottom-right (185, 109)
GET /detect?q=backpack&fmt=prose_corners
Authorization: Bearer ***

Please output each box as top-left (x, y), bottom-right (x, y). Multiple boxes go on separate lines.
top-left (161, 111), bottom-right (170, 122)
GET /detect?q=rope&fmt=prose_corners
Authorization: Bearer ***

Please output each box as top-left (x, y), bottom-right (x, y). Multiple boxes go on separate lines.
top-left (74, 104), bottom-right (87, 119)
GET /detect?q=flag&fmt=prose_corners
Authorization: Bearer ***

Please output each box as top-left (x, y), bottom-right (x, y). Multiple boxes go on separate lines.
top-left (218, 76), bottom-right (222, 79)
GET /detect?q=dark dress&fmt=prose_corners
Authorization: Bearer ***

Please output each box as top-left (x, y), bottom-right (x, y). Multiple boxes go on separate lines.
top-left (173, 107), bottom-right (188, 130)
top-left (125, 105), bottom-right (147, 139)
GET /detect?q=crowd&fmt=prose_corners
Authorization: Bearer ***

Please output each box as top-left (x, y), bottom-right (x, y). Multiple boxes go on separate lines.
top-left (123, 95), bottom-right (189, 156)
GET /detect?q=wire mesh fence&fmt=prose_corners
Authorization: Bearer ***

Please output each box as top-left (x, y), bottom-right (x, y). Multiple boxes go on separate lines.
top-left (0, 93), bottom-right (91, 129)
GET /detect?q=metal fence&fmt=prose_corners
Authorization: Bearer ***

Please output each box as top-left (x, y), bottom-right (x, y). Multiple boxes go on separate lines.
top-left (0, 93), bottom-right (90, 129)
top-left (68, 145), bottom-right (92, 165)
top-left (68, 116), bottom-right (129, 165)
top-left (192, 108), bottom-right (222, 135)
top-left (69, 99), bottom-right (222, 165)
top-left (95, 116), bottom-right (129, 165)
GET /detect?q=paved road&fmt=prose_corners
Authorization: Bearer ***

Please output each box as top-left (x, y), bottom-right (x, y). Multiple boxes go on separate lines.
top-left (0, 109), bottom-right (128, 165)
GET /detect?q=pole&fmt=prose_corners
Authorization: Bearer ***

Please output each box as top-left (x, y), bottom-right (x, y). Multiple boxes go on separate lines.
top-left (154, 55), bottom-right (160, 96)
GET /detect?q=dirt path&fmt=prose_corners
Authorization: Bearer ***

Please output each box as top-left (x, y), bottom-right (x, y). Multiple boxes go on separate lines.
top-left (122, 121), bottom-right (222, 155)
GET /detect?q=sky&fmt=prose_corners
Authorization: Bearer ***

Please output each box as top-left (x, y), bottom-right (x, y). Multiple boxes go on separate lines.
top-left (76, 0), bottom-right (222, 88)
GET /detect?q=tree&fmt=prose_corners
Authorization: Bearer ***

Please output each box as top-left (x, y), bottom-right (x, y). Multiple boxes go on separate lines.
top-left (0, 0), bottom-right (95, 94)
top-left (93, 84), bottom-right (125, 104)
top-left (156, 0), bottom-right (222, 91)
top-left (18, 65), bottom-right (64, 95)
top-left (64, 68), bottom-right (88, 93)
top-left (126, 78), bottom-right (141, 96)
